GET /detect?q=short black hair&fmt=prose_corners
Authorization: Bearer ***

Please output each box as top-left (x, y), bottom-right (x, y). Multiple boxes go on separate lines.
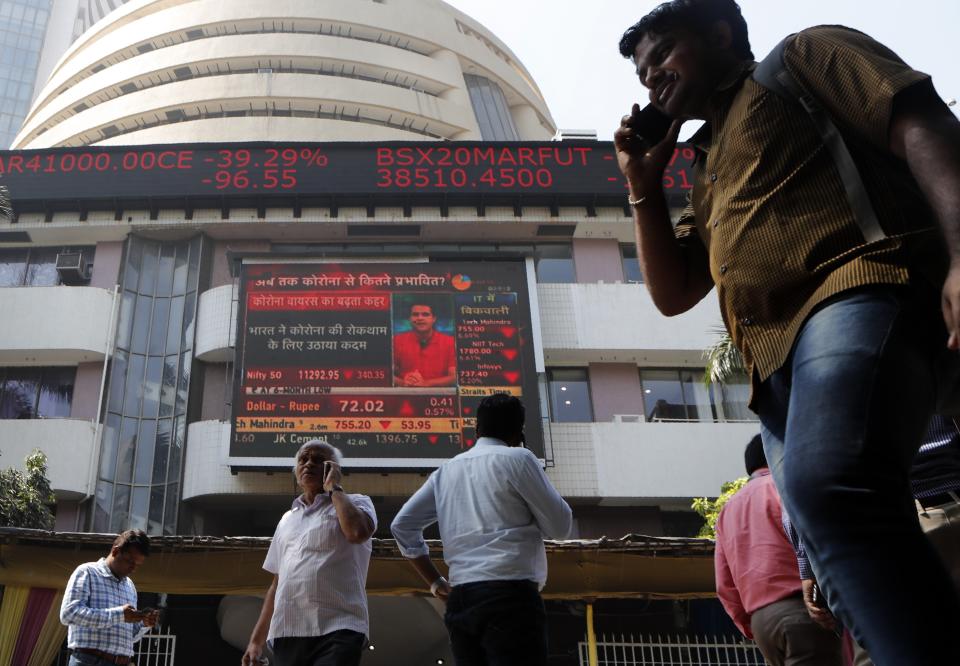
top-left (475, 393), bottom-right (525, 442)
top-left (112, 529), bottom-right (151, 557)
top-left (744, 434), bottom-right (767, 475)
top-left (408, 301), bottom-right (435, 316)
top-left (619, 0), bottom-right (753, 61)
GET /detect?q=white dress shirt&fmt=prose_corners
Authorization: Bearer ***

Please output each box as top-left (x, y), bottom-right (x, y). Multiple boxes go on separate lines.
top-left (391, 437), bottom-right (572, 588)
top-left (263, 493), bottom-right (377, 640)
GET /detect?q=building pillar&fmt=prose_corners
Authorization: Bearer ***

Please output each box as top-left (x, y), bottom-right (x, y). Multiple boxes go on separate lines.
top-left (431, 48), bottom-right (481, 140)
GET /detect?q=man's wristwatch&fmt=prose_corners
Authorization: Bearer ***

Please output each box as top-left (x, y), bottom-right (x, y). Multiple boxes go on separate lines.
top-left (430, 576), bottom-right (448, 597)
top-left (328, 484), bottom-right (344, 496)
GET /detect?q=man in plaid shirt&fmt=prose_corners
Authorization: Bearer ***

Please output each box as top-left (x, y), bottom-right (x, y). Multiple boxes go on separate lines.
top-left (60, 530), bottom-right (159, 665)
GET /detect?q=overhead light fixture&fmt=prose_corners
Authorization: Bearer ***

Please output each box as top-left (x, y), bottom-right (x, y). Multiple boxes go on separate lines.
top-left (560, 386), bottom-right (567, 391)
top-left (368, 644), bottom-right (375, 651)
top-left (644, 389), bottom-right (652, 394)
top-left (564, 400), bottom-right (571, 405)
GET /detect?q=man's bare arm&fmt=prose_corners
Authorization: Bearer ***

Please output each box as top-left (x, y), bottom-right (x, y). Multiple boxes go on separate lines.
top-left (324, 463), bottom-right (375, 543)
top-left (408, 554), bottom-right (450, 601)
top-left (242, 576), bottom-right (277, 665)
top-left (889, 81), bottom-right (960, 348)
top-left (615, 105), bottom-right (713, 315)
top-left (330, 491), bottom-right (375, 543)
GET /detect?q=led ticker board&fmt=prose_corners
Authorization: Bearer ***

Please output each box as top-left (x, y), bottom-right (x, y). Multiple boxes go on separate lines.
top-left (0, 141), bottom-right (695, 206)
top-left (231, 261), bottom-right (542, 466)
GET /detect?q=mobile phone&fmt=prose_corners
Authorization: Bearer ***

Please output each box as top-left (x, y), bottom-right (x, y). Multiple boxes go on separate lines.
top-left (323, 460), bottom-right (332, 478)
top-left (811, 583), bottom-right (829, 609)
top-left (632, 103), bottom-right (673, 146)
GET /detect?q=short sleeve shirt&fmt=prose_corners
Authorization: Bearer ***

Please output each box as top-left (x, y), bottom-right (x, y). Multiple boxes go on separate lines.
top-left (263, 493), bottom-right (377, 640)
top-left (675, 26), bottom-right (944, 396)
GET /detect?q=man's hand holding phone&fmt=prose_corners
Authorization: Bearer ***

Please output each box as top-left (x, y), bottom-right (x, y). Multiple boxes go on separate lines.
top-left (613, 103), bottom-right (682, 199)
top-left (139, 607), bottom-right (160, 628)
top-left (322, 460), bottom-right (342, 494)
top-left (801, 579), bottom-right (836, 632)
top-left (121, 604), bottom-right (159, 626)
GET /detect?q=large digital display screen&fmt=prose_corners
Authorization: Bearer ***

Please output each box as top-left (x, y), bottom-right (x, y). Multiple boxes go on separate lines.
top-left (0, 141), bottom-right (695, 206)
top-left (231, 261), bottom-right (543, 466)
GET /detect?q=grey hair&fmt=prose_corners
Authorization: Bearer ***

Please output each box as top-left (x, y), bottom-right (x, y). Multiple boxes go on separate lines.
top-left (292, 439), bottom-right (344, 474)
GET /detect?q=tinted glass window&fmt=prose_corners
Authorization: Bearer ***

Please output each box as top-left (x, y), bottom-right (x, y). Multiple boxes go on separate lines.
top-left (98, 235), bottom-right (201, 535)
top-left (535, 246), bottom-right (576, 284)
top-left (0, 249), bottom-right (28, 286)
top-left (36, 367), bottom-right (75, 417)
top-left (548, 368), bottom-right (593, 422)
top-left (463, 74), bottom-right (520, 141)
top-left (640, 369), bottom-right (717, 422)
top-left (717, 374), bottom-right (757, 422)
top-left (620, 244), bottom-right (643, 283)
top-left (0, 367), bottom-right (75, 419)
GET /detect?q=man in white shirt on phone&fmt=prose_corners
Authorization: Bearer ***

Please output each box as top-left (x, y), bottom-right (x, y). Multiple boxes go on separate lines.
top-left (391, 393), bottom-right (572, 666)
top-left (243, 440), bottom-right (377, 666)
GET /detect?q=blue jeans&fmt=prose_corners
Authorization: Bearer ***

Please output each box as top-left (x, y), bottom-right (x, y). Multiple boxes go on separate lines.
top-left (757, 286), bottom-right (960, 665)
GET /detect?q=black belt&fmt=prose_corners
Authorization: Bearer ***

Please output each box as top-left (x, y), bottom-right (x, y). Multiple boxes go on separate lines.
top-left (918, 491), bottom-right (960, 510)
top-left (73, 648), bottom-right (132, 664)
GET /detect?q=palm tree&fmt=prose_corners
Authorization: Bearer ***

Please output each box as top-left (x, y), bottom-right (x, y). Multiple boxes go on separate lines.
top-left (702, 328), bottom-right (745, 386)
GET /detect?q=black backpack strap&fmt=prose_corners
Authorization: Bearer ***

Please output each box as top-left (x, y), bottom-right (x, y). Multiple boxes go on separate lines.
top-left (753, 35), bottom-right (887, 243)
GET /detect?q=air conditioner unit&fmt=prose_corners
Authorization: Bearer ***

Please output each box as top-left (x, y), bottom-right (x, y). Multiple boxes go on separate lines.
top-left (613, 414), bottom-right (644, 423)
top-left (55, 252), bottom-right (90, 284)
top-left (552, 129), bottom-right (598, 142)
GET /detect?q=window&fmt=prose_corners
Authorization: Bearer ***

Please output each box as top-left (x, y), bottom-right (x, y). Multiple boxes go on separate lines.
top-left (620, 244), bottom-right (643, 283)
top-left (535, 245), bottom-right (576, 284)
top-left (463, 74), bottom-right (520, 141)
top-left (714, 372), bottom-right (756, 422)
top-left (0, 367), bottom-right (75, 419)
top-left (0, 247), bottom-right (94, 286)
top-left (95, 236), bottom-right (202, 536)
top-left (639, 369), bottom-right (715, 422)
top-left (548, 368), bottom-right (593, 422)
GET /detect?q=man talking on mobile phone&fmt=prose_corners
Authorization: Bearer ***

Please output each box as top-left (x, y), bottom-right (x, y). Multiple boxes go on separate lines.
top-left (615, 1), bottom-right (960, 662)
top-left (243, 440), bottom-right (377, 666)
top-left (61, 529), bottom-right (159, 666)
top-left (391, 393), bottom-right (572, 666)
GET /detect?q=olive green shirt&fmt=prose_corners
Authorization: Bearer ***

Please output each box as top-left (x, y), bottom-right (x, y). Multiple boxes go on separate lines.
top-left (676, 26), bottom-right (944, 399)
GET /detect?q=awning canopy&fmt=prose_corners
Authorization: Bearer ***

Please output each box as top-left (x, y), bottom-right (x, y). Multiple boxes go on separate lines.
top-left (0, 528), bottom-right (717, 600)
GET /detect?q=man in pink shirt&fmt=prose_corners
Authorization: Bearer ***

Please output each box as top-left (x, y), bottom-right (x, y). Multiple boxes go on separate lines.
top-left (714, 435), bottom-right (841, 666)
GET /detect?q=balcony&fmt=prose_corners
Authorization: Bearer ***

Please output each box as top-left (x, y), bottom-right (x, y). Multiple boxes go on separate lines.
top-left (179, 418), bottom-right (753, 504)
top-left (537, 283), bottom-right (723, 364)
top-left (0, 419), bottom-right (98, 499)
top-left (195, 285), bottom-right (236, 362)
top-left (0, 287), bottom-right (115, 365)
top-left (546, 420), bottom-right (758, 502)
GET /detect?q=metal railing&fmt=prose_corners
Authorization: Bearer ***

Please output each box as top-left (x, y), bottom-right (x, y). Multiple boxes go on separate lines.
top-left (578, 634), bottom-right (765, 666)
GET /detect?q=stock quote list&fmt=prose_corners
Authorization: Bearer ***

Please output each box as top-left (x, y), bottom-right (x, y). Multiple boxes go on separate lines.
top-left (0, 142), bottom-right (695, 199)
top-left (232, 262), bottom-right (543, 462)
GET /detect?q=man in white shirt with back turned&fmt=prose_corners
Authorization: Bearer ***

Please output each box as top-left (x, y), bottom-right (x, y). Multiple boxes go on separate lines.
top-left (391, 393), bottom-right (572, 666)
top-left (242, 440), bottom-right (377, 666)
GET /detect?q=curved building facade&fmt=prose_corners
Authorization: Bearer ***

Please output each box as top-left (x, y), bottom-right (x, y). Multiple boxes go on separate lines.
top-left (13, 0), bottom-right (556, 148)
